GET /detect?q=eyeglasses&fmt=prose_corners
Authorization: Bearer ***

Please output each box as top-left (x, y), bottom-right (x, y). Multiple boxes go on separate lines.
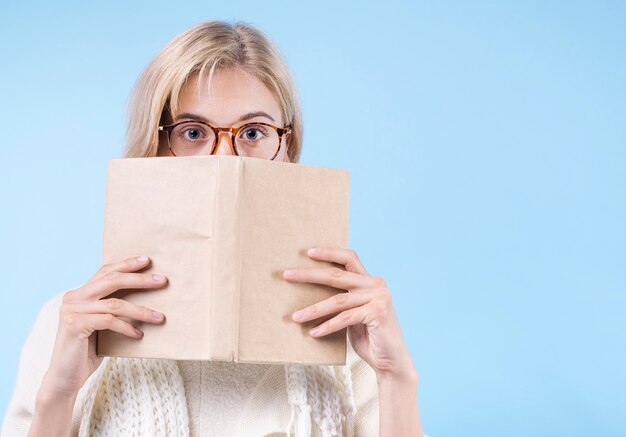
top-left (158, 120), bottom-right (292, 160)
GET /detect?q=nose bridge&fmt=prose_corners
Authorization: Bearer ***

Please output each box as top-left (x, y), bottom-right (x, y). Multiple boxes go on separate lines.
top-left (214, 128), bottom-right (236, 155)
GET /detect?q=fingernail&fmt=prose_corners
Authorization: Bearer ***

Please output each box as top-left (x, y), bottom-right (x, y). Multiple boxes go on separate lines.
top-left (310, 327), bottom-right (320, 336)
top-left (137, 255), bottom-right (149, 263)
top-left (284, 269), bottom-right (297, 279)
top-left (153, 274), bottom-right (165, 282)
top-left (135, 328), bottom-right (144, 337)
top-left (307, 248), bottom-right (320, 256)
top-left (292, 311), bottom-right (304, 321)
top-left (152, 310), bottom-right (164, 320)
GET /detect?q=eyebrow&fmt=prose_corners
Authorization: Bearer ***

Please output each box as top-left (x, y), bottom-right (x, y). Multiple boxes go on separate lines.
top-left (175, 111), bottom-right (276, 124)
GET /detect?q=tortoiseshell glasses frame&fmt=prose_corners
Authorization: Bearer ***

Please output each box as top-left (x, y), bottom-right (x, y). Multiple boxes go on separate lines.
top-left (158, 120), bottom-right (292, 160)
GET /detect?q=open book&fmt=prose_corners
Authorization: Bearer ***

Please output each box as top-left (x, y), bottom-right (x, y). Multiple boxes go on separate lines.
top-left (97, 155), bottom-right (349, 365)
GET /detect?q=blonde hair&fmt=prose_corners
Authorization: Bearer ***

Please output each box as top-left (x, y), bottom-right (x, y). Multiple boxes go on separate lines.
top-left (122, 20), bottom-right (303, 162)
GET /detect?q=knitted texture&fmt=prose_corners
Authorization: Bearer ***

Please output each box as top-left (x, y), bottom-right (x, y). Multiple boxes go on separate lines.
top-left (285, 364), bottom-right (357, 437)
top-left (76, 358), bottom-right (356, 437)
top-left (78, 357), bottom-right (189, 437)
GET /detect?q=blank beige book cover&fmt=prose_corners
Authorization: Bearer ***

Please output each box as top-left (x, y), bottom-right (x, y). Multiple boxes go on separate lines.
top-left (97, 155), bottom-right (349, 365)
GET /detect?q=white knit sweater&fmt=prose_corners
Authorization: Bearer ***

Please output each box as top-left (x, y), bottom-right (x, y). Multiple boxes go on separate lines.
top-left (2, 290), bottom-right (381, 436)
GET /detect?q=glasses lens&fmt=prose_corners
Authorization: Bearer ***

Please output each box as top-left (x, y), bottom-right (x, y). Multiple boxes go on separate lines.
top-left (234, 124), bottom-right (281, 159)
top-left (169, 122), bottom-right (216, 156)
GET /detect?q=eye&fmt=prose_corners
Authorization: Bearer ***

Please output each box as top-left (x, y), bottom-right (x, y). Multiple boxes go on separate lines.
top-left (184, 129), bottom-right (201, 140)
top-left (239, 124), bottom-right (269, 142)
top-left (174, 123), bottom-right (209, 142)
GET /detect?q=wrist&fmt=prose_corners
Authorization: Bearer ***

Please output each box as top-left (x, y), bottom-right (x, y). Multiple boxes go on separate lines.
top-left (375, 355), bottom-right (419, 388)
top-left (36, 375), bottom-right (79, 407)
top-left (376, 364), bottom-right (418, 388)
top-left (35, 388), bottom-right (77, 412)
top-left (30, 377), bottom-right (77, 437)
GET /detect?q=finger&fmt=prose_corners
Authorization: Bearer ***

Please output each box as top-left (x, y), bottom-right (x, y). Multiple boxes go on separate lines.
top-left (81, 271), bottom-right (168, 301)
top-left (291, 289), bottom-right (377, 323)
top-left (308, 304), bottom-right (370, 337)
top-left (283, 266), bottom-right (384, 290)
top-left (60, 312), bottom-right (144, 340)
top-left (92, 255), bottom-right (153, 282)
top-left (307, 247), bottom-right (368, 275)
top-left (64, 298), bottom-right (166, 324)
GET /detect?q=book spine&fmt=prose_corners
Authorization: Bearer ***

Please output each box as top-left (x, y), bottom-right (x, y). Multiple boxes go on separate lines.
top-left (209, 157), bottom-right (243, 361)
top-left (232, 158), bottom-right (244, 362)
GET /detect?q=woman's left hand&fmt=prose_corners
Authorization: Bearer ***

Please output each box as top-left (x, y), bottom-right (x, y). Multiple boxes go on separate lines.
top-left (283, 247), bottom-right (417, 382)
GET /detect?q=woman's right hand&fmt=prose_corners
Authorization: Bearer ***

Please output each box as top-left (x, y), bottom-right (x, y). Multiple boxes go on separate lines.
top-left (39, 255), bottom-right (168, 399)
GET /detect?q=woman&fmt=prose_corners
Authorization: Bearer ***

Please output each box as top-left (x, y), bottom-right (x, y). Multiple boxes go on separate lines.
top-left (2, 21), bottom-right (423, 437)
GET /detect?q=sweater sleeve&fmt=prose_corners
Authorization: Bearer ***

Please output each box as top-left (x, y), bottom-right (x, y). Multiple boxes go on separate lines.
top-left (346, 339), bottom-right (379, 437)
top-left (347, 341), bottom-right (428, 437)
top-left (1, 288), bottom-right (84, 437)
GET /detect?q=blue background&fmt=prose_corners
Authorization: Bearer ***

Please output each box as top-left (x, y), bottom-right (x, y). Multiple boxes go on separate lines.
top-left (1, 1), bottom-right (624, 436)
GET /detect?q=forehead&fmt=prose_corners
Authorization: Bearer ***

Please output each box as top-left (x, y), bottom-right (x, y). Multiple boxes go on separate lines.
top-left (176, 68), bottom-right (283, 125)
